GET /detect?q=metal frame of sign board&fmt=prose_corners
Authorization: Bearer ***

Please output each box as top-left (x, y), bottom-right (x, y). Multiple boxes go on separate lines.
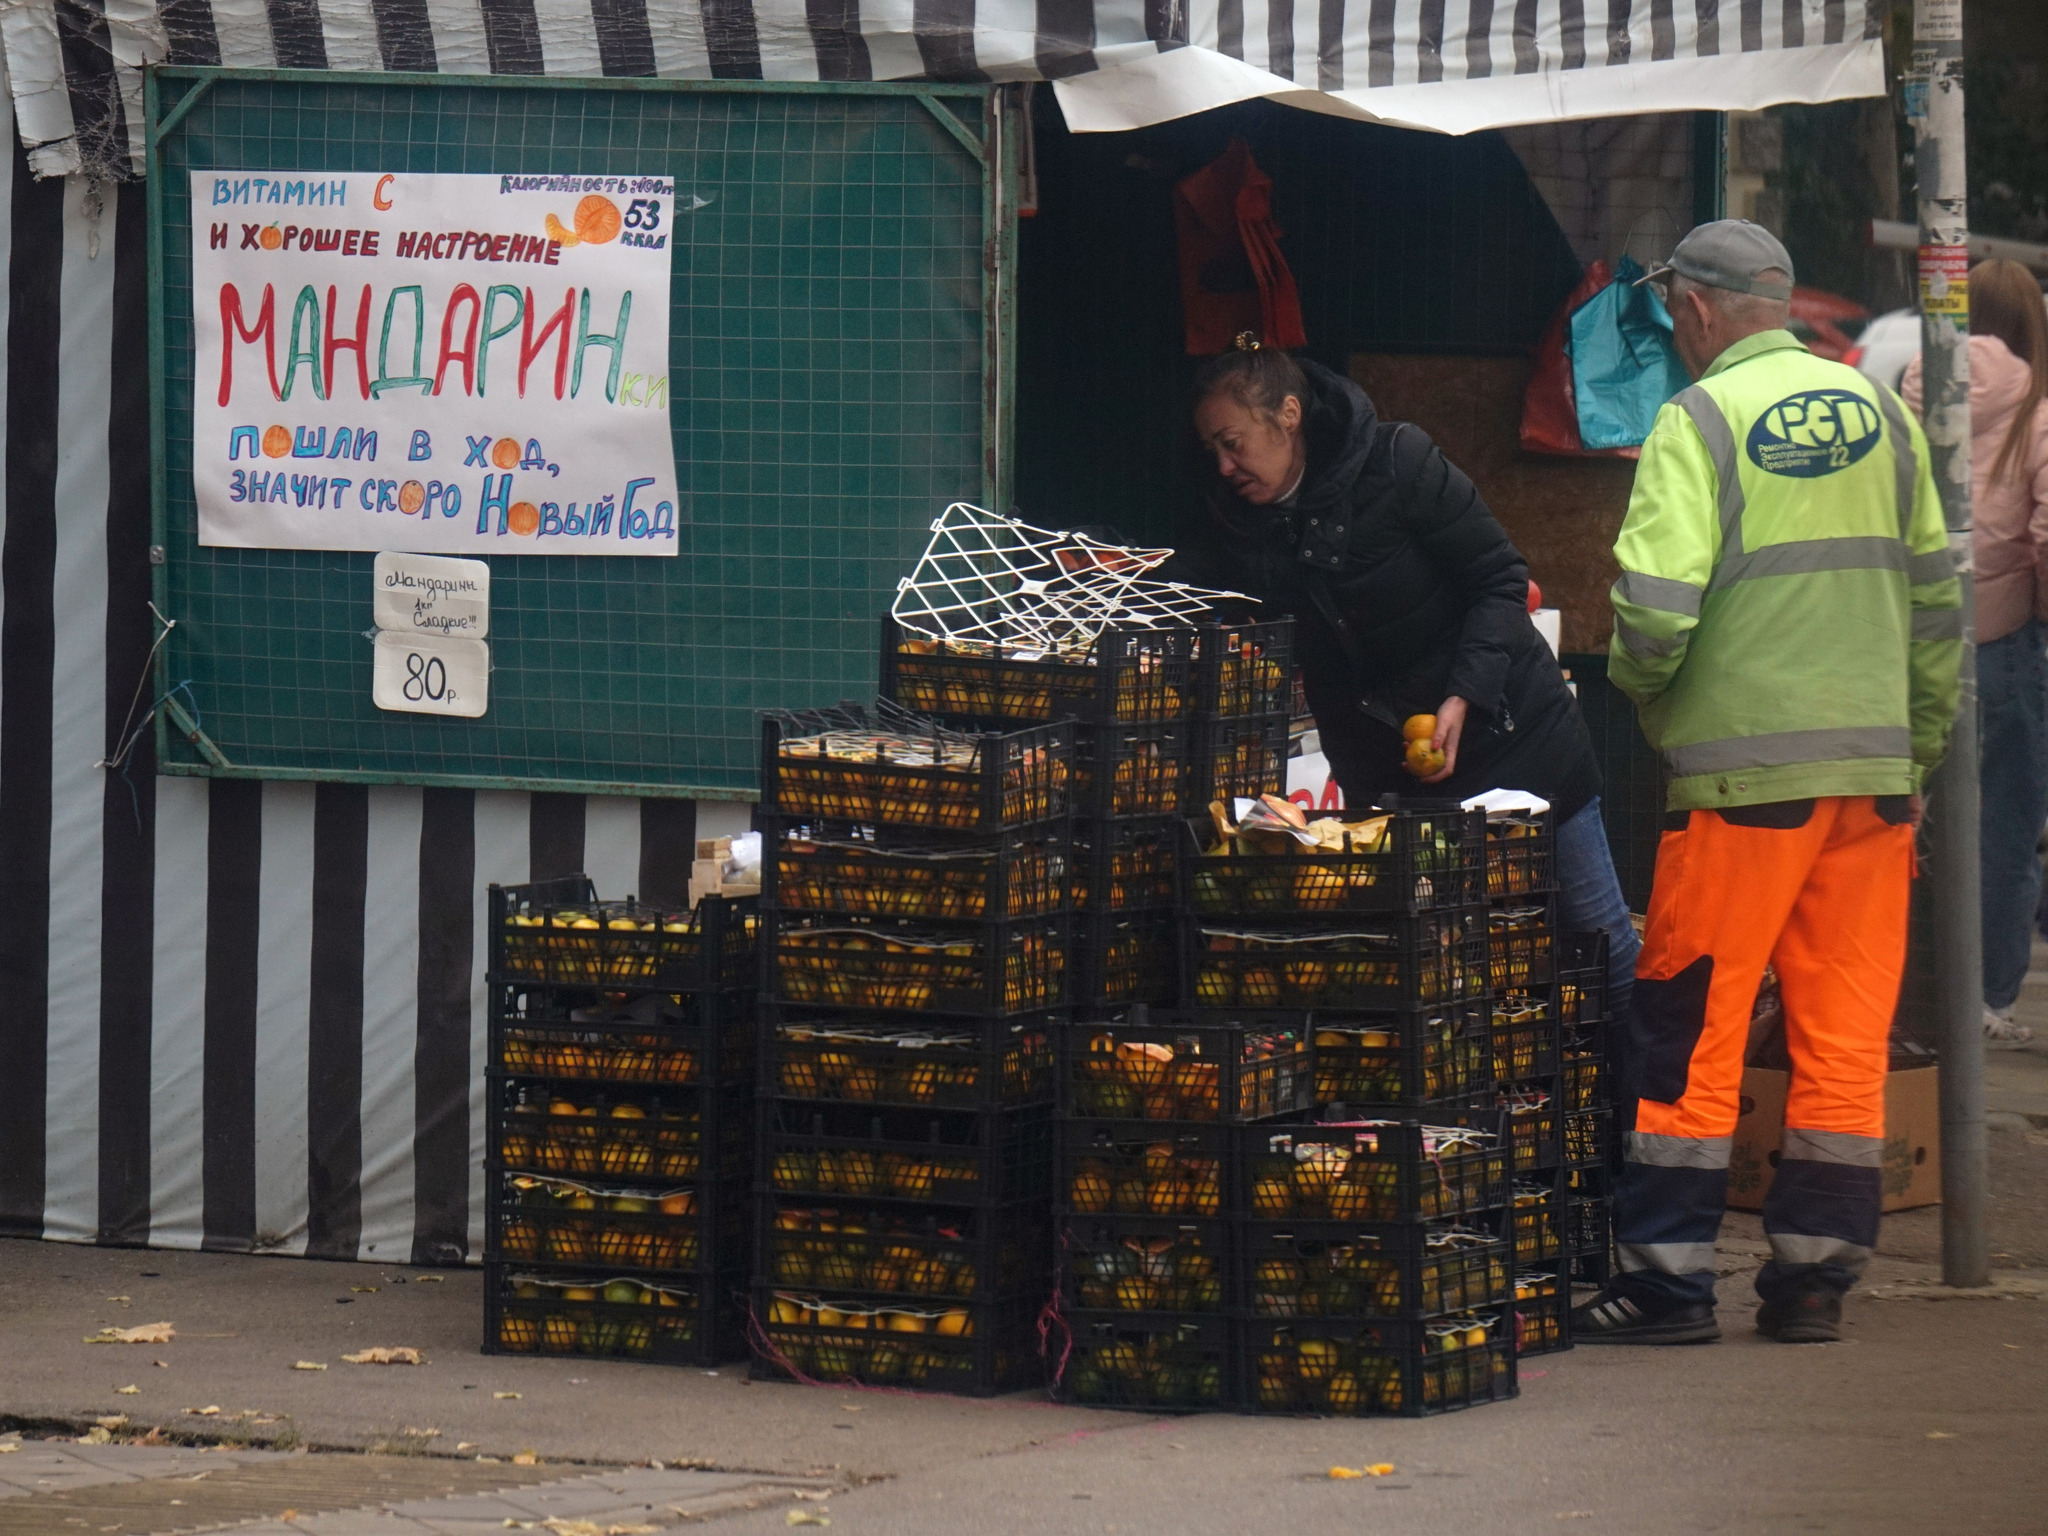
top-left (145, 65), bottom-right (1022, 800)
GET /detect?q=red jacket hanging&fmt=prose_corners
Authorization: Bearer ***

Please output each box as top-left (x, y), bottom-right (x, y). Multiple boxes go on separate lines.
top-left (1175, 138), bottom-right (1308, 357)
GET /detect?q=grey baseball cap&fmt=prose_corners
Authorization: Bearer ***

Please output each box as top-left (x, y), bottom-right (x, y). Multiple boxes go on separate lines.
top-left (1637, 219), bottom-right (1796, 300)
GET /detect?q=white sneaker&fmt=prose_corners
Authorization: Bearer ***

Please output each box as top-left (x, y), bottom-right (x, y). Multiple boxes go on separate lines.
top-left (1984, 1005), bottom-right (2035, 1047)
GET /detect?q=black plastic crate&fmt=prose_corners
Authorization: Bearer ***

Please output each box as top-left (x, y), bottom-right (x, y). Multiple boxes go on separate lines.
top-left (1185, 906), bottom-right (1489, 1010)
top-left (764, 1008), bottom-right (1058, 1112)
top-left (1059, 1214), bottom-right (1232, 1313)
top-left (488, 1169), bottom-right (747, 1276)
top-left (1513, 1268), bottom-right (1572, 1356)
top-left (1564, 1108), bottom-right (1611, 1169)
top-left (1485, 809), bottom-right (1557, 901)
top-left (1241, 1314), bottom-right (1517, 1416)
top-left (490, 985), bottom-right (752, 1090)
top-left (1186, 715), bottom-right (1290, 807)
top-left (1061, 1120), bottom-right (1231, 1220)
top-left (1192, 619), bottom-right (1295, 721)
top-left (1512, 1182), bottom-right (1564, 1266)
top-left (491, 1079), bottom-right (752, 1185)
top-left (1238, 1221), bottom-right (1512, 1320)
top-left (765, 911), bottom-right (1068, 1017)
top-left (1241, 1121), bottom-right (1509, 1224)
top-left (490, 879), bottom-right (758, 991)
top-left (1060, 1008), bottom-right (1313, 1124)
top-left (762, 704), bottom-right (1072, 833)
top-left (881, 616), bottom-right (1196, 727)
top-left (1565, 1184), bottom-right (1614, 1286)
top-left (1492, 993), bottom-right (1563, 1083)
top-left (1055, 1310), bottom-right (1234, 1410)
top-left (485, 1262), bottom-right (743, 1365)
top-left (1558, 930), bottom-right (1610, 1029)
top-left (1073, 721), bottom-right (1191, 818)
top-left (1501, 1082), bottom-right (1563, 1174)
top-left (750, 1288), bottom-right (1041, 1395)
top-left (1489, 897), bottom-right (1559, 993)
top-left (1183, 805), bottom-right (1488, 918)
top-left (1074, 909), bottom-right (1178, 1007)
top-left (1311, 1002), bottom-right (1492, 1110)
top-left (1563, 1049), bottom-right (1605, 1114)
top-left (762, 819), bottom-right (1071, 921)
top-left (1072, 817), bottom-right (1179, 911)
top-left (762, 1101), bottom-right (1055, 1208)
top-left (759, 1196), bottom-right (1050, 1302)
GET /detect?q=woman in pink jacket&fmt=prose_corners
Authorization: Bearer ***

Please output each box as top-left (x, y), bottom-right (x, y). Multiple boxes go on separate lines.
top-left (1905, 259), bottom-right (2048, 1046)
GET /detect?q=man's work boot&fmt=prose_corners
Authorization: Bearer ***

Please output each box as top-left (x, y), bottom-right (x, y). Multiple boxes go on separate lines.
top-left (1755, 1284), bottom-right (1842, 1343)
top-left (1571, 1288), bottom-right (1721, 1345)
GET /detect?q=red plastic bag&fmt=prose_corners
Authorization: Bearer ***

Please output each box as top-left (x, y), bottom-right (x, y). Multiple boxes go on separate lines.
top-left (1175, 138), bottom-right (1308, 357)
top-left (1520, 260), bottom-right (1640, 461)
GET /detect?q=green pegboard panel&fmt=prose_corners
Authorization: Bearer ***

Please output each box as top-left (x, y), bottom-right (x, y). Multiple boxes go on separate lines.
top-left (148, 69), bottom-right (1014, 799)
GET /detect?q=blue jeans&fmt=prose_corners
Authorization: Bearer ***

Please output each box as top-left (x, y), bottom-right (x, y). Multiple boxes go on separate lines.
top-left (1980, 620), bottom-right (2048, 1009)
top-left (1556, 795), bottom-right (1641, 1043)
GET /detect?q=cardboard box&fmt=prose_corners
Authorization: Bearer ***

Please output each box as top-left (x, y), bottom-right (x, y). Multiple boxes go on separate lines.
top-left (1727, 1064), bottom-right (1940, 1213)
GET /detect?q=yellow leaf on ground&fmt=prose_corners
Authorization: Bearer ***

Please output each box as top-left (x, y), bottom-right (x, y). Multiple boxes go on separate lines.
top-left (1366, 1463), bottom-right (1397, 1476)
top-left (85, 1322), bottom-right (175, 1345)
top-left (1927, 1431), bottom-right (1957, 1440)
top-left (786, 1513), bottom-right (830, 1528)
top-left (115, 1386), bottom-right (140, 1395)
top-left (1328, 1467), bottom-right (1364, 1480)
top-left (494, 1391), bottom-right (522, 1400)
top-left (292, 1362), bottom-right (328, 1372)
top-left (76, 1427), bottom-right (112, 1445)
top-left (0, 1444), bottom-right (16, 1454)
top-left (341, 1347), bottom-right (423, 1365)
top-left (511, 1450), bottom-right (540, 1466)
top-left (185, 1406), bottom-right (221, 1417)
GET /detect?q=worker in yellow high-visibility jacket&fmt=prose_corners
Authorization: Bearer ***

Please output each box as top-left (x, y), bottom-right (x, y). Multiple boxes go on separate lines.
top-left (1575, 221), bottom-right (1962, 1346)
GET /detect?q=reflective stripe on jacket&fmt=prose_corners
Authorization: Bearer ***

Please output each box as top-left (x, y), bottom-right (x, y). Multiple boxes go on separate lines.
top-left (1608, 329), bottom-right (1962, 811)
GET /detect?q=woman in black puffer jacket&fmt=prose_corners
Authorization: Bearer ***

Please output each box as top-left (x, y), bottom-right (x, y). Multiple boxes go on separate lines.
top-left (1170, 340), bottom-right (1638, 1019)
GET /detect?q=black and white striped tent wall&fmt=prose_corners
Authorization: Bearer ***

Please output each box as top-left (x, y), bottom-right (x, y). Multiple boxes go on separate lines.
top-left (7, 0), bottom-right (1886, 181)
top-left (0, 5), bottom-right (1885, 1258)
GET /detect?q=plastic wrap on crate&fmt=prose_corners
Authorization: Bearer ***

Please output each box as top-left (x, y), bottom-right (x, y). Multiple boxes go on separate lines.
top-left (1311, 1002), bottom-right (1491, 1109)
top-left (1241, 1121), bottom-right (1508, 1223)
top-left (1187, 715), bottom-right (1290, 807)
top-left (881, 616), bottom-right (1196, 726)
top-left (765, 1009), bottom-right (1058, 1111)
top-left (1239, 1221), bottom-right (1512, 1320)
top-left (1074, 721), bottom-right (1191, 818)
top-left (493, 1081), bottom-right (751, 1184)
top-left (766, 911), bottom-right (1068, 1016)
top-left (1193, 619), bottom-right (1294, 719)
top-left (1183, 805), bottom-right (1487, 917)
top-left (1186, 907), bottom-right (1489, 1011)
top-left (1058, 1214), bottom-right (1231, 1312)
top-left (492, 986), bottom-right (752, 1088)
top-left (763, 1101), bottom-right (1055, 1207)
top-left (1060, 1008), bottom-right (1312, 1123)
top-left (751, 1289), bottom-right (1040, 1395)
top-left (1074, 909), bottom-right (1178, 1007)
top-left (491, 880), bottom-right (758, 990)
top-left (1057, 1311), bottom-right (1233, 1409)
top-left (1061, 1121), bottom-right (1229, 1220)
top-left (1513, 1268), bottom-right (1572, 1356)
top-left (1485, 809), bottom-right (1556, 900)
top-left (1488, 897), bottom-right (1558, 993)
top-left (490, 1170), bottom-right (746, 1275)
top-left (763, 820), bottom-right (1071, 921)
top-left (1072, 818), bottom-right (1179, 911)
top-left (759, 1198), bottom-right (1049, 1300)
top-left (485, 1263), bottom-right (742, 1365)
top-left (1242, 1313), bottom-right (1517, 1416)
top-left (761, 705), bottom-right (1072, 833)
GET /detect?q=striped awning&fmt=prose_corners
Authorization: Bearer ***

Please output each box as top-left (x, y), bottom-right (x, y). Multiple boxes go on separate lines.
top-left (8, 0), bottom-right (1884, 181)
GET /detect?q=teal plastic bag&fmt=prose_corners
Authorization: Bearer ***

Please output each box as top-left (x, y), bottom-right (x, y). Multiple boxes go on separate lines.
top-left (1569, 255), bottom-right (1692, 451)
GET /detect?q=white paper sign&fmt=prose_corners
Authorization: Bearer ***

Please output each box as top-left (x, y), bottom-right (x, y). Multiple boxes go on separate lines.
top-left (373, 631), bottom-right (490, 717)
top-left (373, 551), bottom-right (491, 639)
top-left (192, 170), bottom-right (681, 556)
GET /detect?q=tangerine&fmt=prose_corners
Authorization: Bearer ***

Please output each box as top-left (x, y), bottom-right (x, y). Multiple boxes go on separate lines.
top-left (398, 480), bottom-right (426, 515)
top-left (544, 212), bottom-right (580, 248)
top-left (1403, 739), bottom-right (1447, 779)
top-left (261, 425), bottom-right (291, 458)
top-left (573, 194), bottom-right (622, 245)
top-left (1402, 714), bottom-right (1436, 743)
top-left (259, 225), bottom-right (282, 250)
top-left (492, 437), bottom-right (521, 469)
top-left (507, 501), bottom-right (540, 536)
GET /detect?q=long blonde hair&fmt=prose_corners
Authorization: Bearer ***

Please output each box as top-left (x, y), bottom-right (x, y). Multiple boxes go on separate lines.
top-left (1969, 259), bottom-right (2048, 487)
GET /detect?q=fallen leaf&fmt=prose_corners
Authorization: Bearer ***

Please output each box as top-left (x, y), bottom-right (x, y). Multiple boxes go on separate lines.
top-left (281, 1511), bottom-right (298, 1524)
top-left (107, 1296), bottom-right (131, 1303)
top-left (786, 1514), bottom-right (830, 1528)
top-left (1328, 1467), bottom-right (1365, 1480)
top-left (94, 1416), bottom-right (128, 1429)
top-left (791, 1491), bottom-right (831, 1502)
top-left (512, 1450), bottom-right (539, 1466)
top-left (115, 1386), bottom-right (139, 1395)
top-left (185, 1406), bottom-right (221, 1417)
top-left (292, 1361), bottom-right (327, 1372)
top-left (1928, 1431), bottom-right (1957, 1440)
top-left (456, 1442), bottom-right (477, 1452)
top-left (351, 1286), bottom-right (380, 1294)
top-left (0, 1443), bottom-right (17, 1454)
top-left (494, 1391), bottom-right (522, 1400)
top-left (341, 1347), bottom-right (423, 1365)
top-left (152, 1360), bottom-right (169, 1369)
top-left (85, 1322), bottom-right (175, 1345)
top-left (1366, 1464), bottom-right (1396, 1477)
top-left (416, 1275), bottom-right (444, 1284)
top-left (76, 1427), bottom-right (112, 1445)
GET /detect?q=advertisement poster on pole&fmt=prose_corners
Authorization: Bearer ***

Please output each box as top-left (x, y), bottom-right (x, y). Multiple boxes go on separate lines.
top-left (191, 170), bottom-right (681, 556)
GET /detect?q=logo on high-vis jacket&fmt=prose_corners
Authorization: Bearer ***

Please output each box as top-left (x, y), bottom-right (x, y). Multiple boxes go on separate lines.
top-left (1746, 389), bottom-right (1885, 477)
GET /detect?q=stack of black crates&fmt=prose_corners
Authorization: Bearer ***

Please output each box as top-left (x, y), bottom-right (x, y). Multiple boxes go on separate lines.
top-left (1558, 931), bottom-right (1615, 1290)
top-left (482, 878), bottom-right (758, 1365)
top-left (751, 699), bottom-right (1072, 1394)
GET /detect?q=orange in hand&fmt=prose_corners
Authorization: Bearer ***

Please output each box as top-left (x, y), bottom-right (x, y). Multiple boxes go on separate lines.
top-left (1402, 714), bottom-right (1436, 743)
top-left (1403, 738), bottom-right (1446, 778)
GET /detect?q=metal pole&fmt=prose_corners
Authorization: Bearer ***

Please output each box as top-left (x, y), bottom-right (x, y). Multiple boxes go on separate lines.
top-left (1910, 0), bottom-right (1989, 1289)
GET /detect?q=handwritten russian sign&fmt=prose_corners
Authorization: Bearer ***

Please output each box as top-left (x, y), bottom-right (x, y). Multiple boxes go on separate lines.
top-left (372, 551), bottom-right (491, 638)
top-left (373, 631), bottom-right (490, 717)
top-left (192, 171), bottom-right (680, 556)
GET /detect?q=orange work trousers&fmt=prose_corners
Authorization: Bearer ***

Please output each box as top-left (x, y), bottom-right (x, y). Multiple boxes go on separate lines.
top-left (1614, 796), bottom-right (1913, 1304)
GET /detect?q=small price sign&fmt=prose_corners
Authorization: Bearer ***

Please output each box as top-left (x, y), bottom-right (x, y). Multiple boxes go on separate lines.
top-left (373, 631), bottom-right (489, 718)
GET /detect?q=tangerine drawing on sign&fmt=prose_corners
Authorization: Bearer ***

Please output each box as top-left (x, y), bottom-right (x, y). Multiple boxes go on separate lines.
top-left (543, 194), bottom-right (622, 249)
